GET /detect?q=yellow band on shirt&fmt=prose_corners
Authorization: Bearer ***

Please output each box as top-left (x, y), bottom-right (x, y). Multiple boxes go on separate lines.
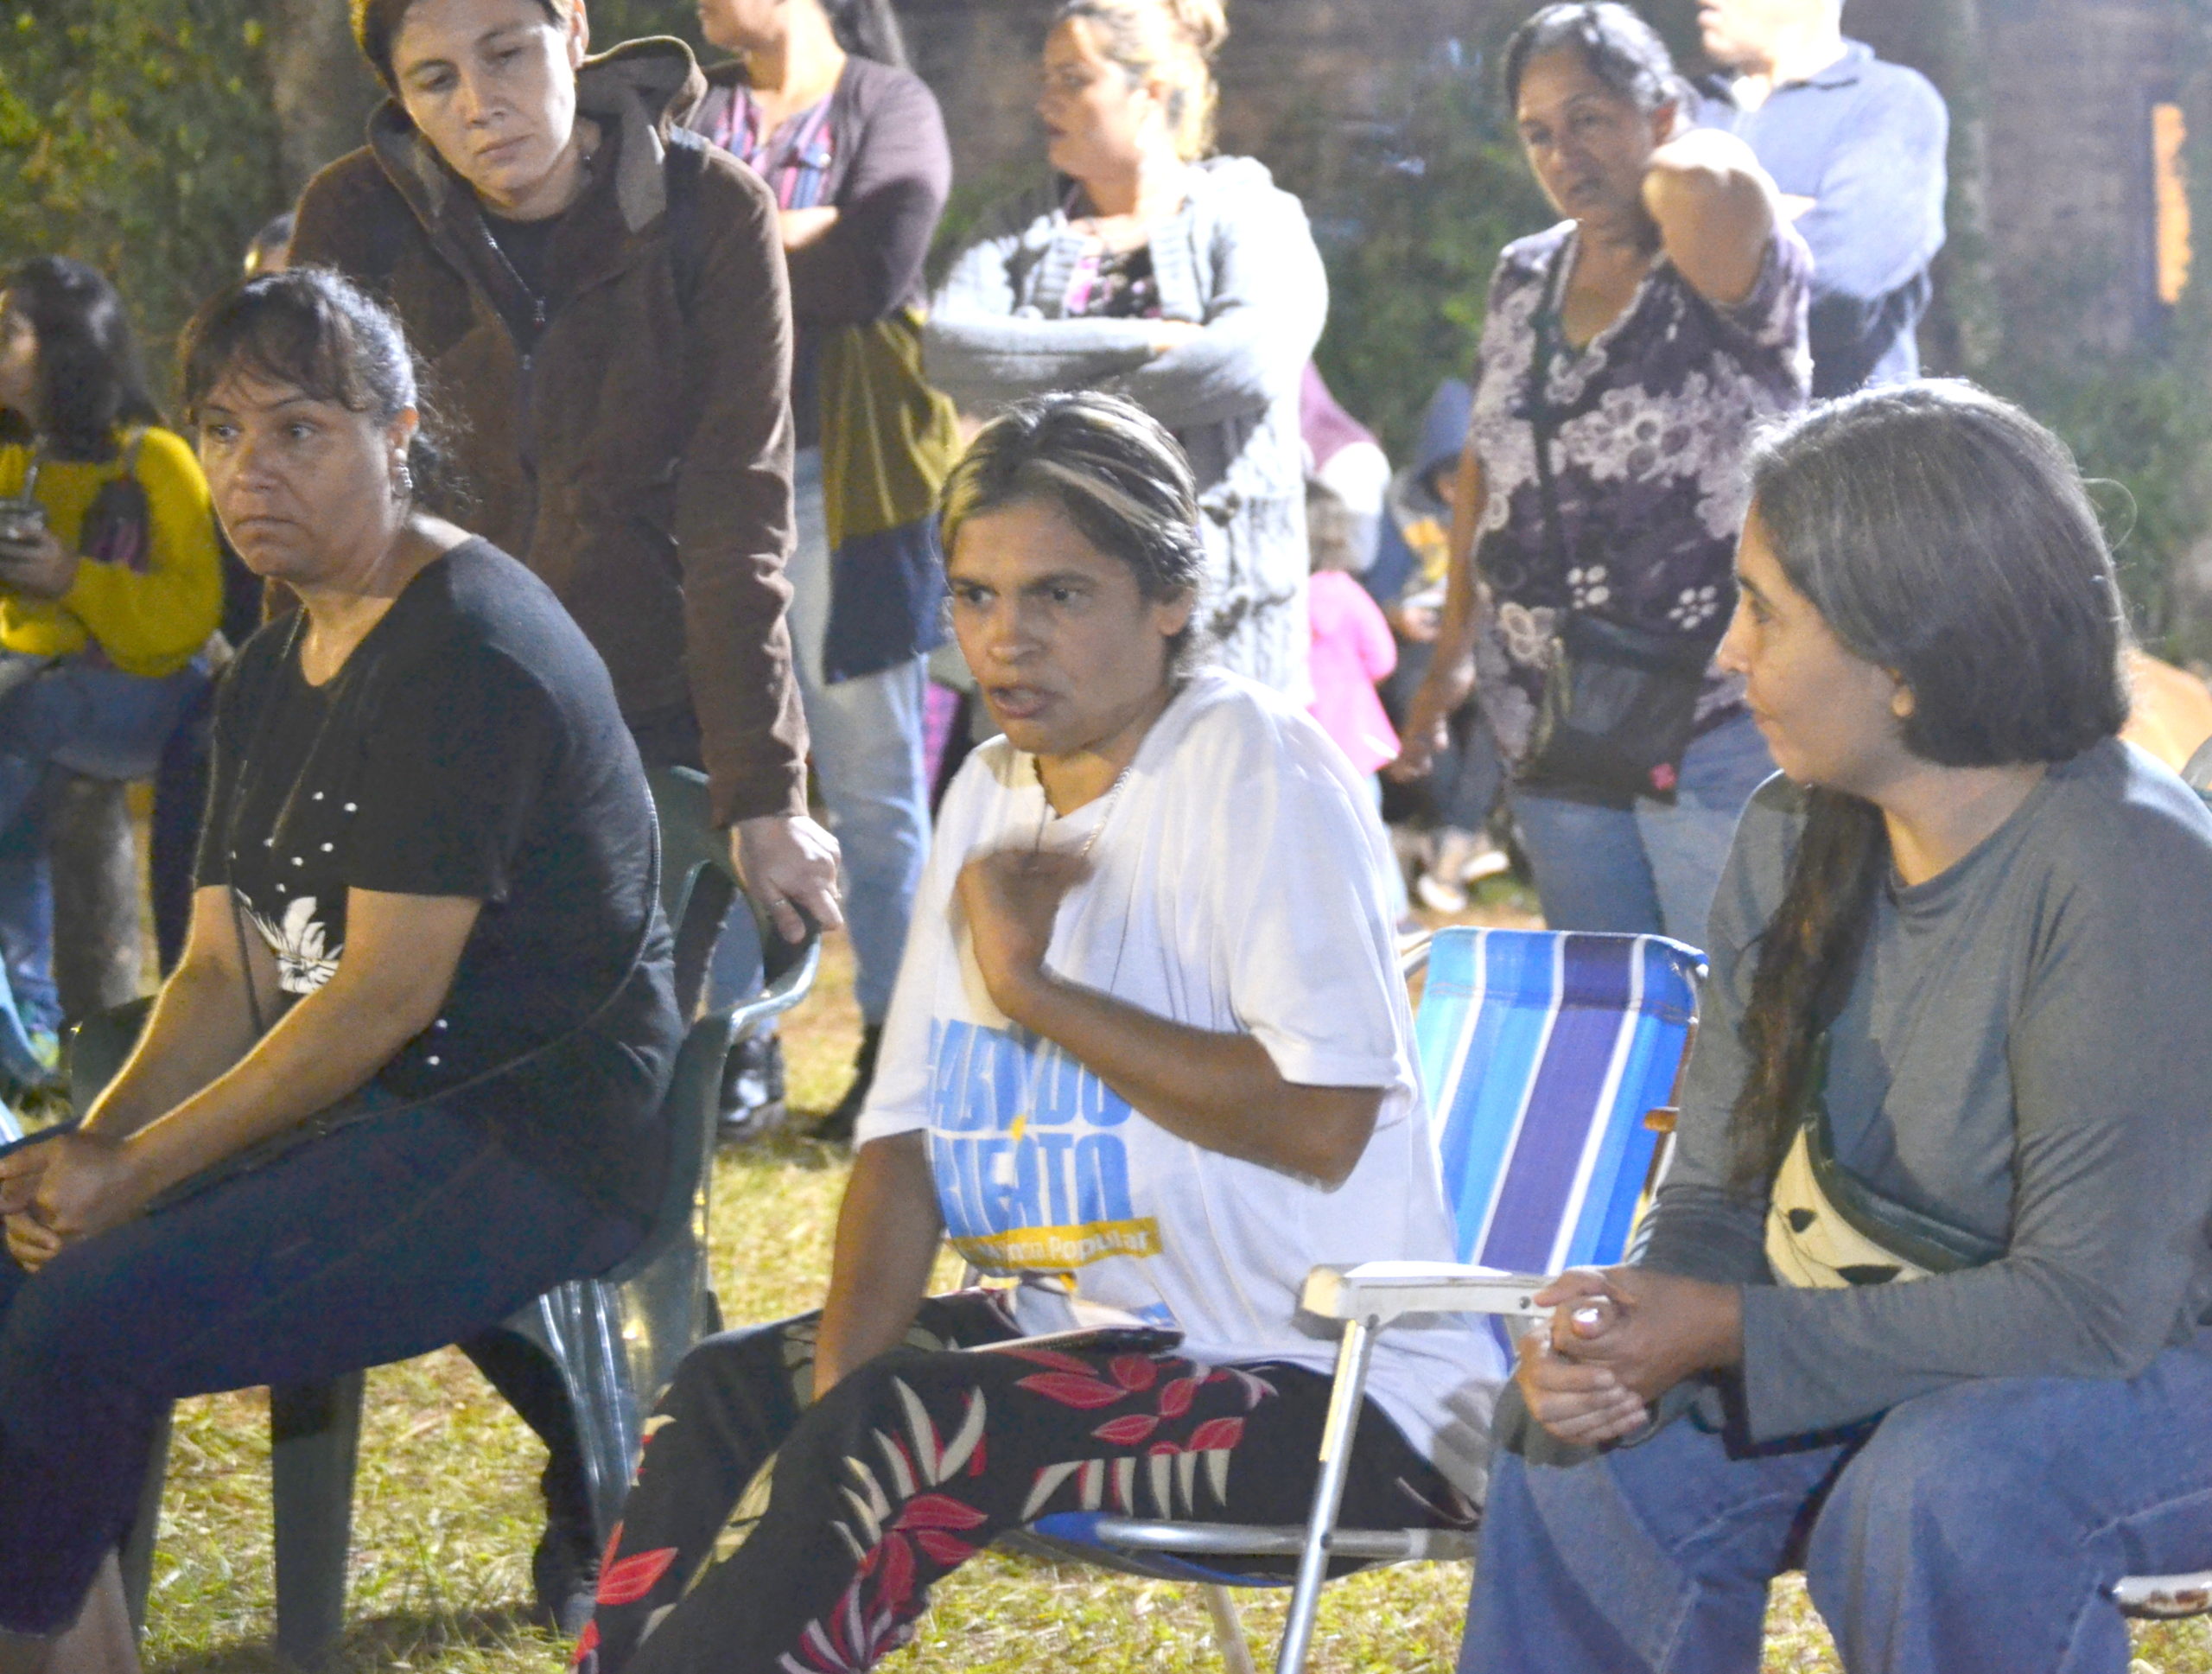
top-left (953, 1219), bottom-right (1163, 1271)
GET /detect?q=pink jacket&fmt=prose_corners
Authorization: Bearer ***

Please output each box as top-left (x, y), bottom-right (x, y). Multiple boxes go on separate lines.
top-left (1306, 570), bottom-right (1399, 774)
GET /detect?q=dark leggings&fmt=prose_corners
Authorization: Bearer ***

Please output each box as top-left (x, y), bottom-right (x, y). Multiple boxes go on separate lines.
top-left (581, 1292), bottom-right (1474, 1674)
top-left (0, 1102), bottom-right (638, 1636)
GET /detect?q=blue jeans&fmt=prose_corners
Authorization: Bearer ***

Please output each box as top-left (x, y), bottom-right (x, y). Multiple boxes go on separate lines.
top-left (778, 448), bottom-right (930, 1026)
top-left (1459, 1332), bottom-right (2212, 1674)
top-left (0, 653), bottom-right (206, 1033)
top-left (1510, 712), bottom-right (1775, 948)
top-left (0, 1099), bottom-right (637, 1635)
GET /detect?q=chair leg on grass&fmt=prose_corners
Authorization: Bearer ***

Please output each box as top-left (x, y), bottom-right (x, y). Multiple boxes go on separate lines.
top-left (36, 1552), bottom-right (138, 1674)
top-left (270, 1374), bottom-right (365, 1669)
top-left (1274, 1317), bottom-right (1377, 1674)
top-left (1198, 1585), bottom-right (1259, 1674)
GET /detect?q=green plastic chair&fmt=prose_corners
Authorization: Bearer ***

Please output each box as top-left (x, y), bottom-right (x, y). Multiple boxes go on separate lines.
top-left (99, 776), bottom-right (817, 1664)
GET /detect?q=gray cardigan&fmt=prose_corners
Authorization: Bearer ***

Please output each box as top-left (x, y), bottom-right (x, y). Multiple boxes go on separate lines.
top-left (925, 156), bottom-right (1328, 696)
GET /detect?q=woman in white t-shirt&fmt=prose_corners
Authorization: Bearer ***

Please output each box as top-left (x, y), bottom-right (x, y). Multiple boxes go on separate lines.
top-left (575, 393), bottom-right (1503, 1674)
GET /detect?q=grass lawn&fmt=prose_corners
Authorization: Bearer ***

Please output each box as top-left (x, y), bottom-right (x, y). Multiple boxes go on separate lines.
top-left (130, 885), bottom-right (2212, 1673)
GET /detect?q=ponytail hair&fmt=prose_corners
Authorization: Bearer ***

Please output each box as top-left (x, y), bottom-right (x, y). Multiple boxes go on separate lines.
top-left (1730, 791), bottom-right (1886, 1187)
top-left (1055, 0), bottom-right (1229, 162)
top-left (822, 0), bottom-right (908, 68)
top-left (1726, 381), bottom-right (2129, 1187)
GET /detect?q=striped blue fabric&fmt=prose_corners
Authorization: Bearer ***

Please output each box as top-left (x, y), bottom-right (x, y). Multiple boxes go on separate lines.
top-left (1419, 928), bottom-right (1703, 1276)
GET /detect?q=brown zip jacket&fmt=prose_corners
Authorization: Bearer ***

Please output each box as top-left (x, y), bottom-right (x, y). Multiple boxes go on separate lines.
top-left (291, 38), bottom-right (806, 826)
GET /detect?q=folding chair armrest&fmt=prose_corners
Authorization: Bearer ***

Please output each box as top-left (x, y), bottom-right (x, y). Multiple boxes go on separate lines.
top-left (1077, 1518), bottom-right (1478, 1564)
top-left (728, 927), bottom-right (820, 1039)
top-left (1300, 1261), bottom-right (1555, 1325)
top-left (2113, 1572), bottom-right (2212, 1619)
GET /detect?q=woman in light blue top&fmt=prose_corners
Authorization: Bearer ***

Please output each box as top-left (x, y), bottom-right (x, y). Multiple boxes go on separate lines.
top-left (925, 0), bottom-right (1326, 695)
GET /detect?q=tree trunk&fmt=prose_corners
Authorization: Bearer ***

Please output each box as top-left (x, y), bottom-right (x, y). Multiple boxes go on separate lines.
top-left (46, 774), bottom-right (143, 1027)
top-left (264, 0), bottom-right (383, 197)
top-left (1926, 0), bottom-right (2003, 373)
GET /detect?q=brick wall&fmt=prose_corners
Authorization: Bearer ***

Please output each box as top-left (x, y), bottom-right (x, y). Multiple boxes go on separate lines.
top-left (899, 0), bottom-right (2191, 351)
top-left (1979, 0), bottom-right (2189, 350)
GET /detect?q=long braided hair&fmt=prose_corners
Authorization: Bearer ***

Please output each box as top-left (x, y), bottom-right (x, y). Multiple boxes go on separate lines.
top-left (1726, 382), bottom-right (2130, 1187)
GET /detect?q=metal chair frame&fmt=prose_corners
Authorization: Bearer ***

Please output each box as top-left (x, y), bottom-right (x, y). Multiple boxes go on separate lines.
top-left (1004, 926), bottom-right (1704, 1674)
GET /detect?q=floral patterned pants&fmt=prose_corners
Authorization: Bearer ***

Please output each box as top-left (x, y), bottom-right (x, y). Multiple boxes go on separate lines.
top-left (578, 1290), bottom-right (1471, 1674)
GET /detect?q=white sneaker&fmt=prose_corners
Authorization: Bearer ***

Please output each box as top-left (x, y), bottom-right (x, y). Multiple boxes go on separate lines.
top-left (1414, 868), bottom-right (1470, 914)
top-left (1459, 833), bottom-right (1511, 884)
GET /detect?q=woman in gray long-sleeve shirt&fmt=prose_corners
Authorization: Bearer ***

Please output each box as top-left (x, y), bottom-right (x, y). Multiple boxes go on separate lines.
top-left (923, 0), bottom-right (1325, 695)
top-left (1457, 381), bottom-right (2212, 1674)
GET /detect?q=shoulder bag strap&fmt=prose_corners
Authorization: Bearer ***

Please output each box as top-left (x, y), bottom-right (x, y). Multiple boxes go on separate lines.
top-left (1523, 239), bottom-right (1577, 583)
top-left (664, 127), bottom-right (711, 327)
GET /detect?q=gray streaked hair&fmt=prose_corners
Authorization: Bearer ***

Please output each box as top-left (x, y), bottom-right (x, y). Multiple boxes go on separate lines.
top-left (1747, 379), bottom-right (2130, 767)
top-left (939, 391), bottom-right (1211, 669)
top-left (1728, 380), bottom-right (2131, 1194)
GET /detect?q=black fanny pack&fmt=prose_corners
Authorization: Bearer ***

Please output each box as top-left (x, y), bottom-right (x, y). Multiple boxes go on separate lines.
top-left (1766, 1035), bottom-right (2005, 1289)
top-left (1518, 612), bottom-right (1717, 807)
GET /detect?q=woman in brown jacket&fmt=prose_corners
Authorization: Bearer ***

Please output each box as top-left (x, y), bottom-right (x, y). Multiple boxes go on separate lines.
top-left (293, 0), bottom-right (836, 939)
top-left (290, 0), bottom-right (841, 1625)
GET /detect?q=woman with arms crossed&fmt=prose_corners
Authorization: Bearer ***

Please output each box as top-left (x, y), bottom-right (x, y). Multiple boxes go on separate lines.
top-left (574, 394), bottom-right (1502, 1674)
top-left (0, 270), bottom-right (678, 1674)
top-left (1460, 382), bottom-right (2212, 1673)
top-left (925, 0), bottom-right (1326, 697)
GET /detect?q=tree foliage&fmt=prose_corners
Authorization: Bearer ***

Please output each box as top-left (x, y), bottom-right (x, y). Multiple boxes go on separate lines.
top-left (0, 0), bottom-right (283, 404)
top-left (1300, 39), bottom-right (1549, 461)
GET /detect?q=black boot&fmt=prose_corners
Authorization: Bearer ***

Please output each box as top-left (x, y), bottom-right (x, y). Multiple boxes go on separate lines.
top-left (529, 1460), bottom-right (600, 1638)
top-left (810, 1022), bottom-right (882, 1144)
top-left (718, 1029), bottom-right (787, 1143)
top-left (457, 1331), bottom-right (599, 1634)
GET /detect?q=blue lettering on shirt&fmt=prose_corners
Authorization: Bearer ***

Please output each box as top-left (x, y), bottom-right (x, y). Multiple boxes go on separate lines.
top-left (923, 1017), bottom-right (1147, 1263)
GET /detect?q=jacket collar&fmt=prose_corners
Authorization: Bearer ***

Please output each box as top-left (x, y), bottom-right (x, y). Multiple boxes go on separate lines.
top-left (1696, 38), bottom-right (1874, 110)
top-left (1802, 39), bottom-right (1874, 89)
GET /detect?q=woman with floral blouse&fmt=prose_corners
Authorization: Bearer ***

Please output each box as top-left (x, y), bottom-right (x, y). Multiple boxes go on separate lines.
top-left (1395, 3), bottom-right (1809, 944)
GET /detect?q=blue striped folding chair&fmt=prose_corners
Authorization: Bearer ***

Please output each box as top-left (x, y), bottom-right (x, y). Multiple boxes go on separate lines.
top-left (1004, 926), bottom-right (1706, 1674)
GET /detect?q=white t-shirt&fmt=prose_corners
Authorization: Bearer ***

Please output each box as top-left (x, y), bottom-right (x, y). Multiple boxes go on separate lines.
top-left (855, 670), bottom-right (1504, 1499)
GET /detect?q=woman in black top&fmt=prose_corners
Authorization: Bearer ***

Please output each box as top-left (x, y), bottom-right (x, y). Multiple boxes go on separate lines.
top-left (0, 268), bottom-right (679, 1674)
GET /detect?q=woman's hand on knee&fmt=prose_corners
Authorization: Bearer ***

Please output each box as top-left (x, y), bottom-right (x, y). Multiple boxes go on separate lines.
top-left (16, 1130), bottom-right (156, 1257)
top-left (3, 1211), bottom-right (60, 1272)
top-left (0, 1144), bottom-right (60, 1272)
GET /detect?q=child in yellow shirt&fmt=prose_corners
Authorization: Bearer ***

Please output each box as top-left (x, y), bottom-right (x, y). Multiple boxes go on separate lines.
top-left (0, 258), bottom-right (220, 1047)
